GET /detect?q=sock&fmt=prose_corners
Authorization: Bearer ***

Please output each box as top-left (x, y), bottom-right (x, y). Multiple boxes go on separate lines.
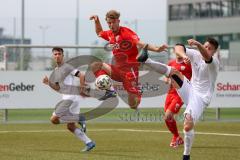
top-left (94, 69), bottom-right (107, 78)
top-left (183, 129), bottom-right (194, 155)
top-left (145, 58), bottom-right (171, 76)
top-left (74, 128), bottom-right (91, 144)
top-left (165, 119), bottom-right (179, 138)
top-left (183, 155), bottom-right (190, 160)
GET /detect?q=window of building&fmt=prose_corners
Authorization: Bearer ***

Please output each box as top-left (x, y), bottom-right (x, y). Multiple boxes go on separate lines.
top-left (169, 5), bottom-right (180, 20)
top-left (169, 0), bottom-right (240, 21)
top-left (232, 33), bottom-right (240, 40)
top-left (169, 4), bottom-right (193, 20)
top-left (212, 1), bottom-right (222, 17)
top-left (200, 2), bottom-right (212, 18)
top-left (193, 3), bottom-right (201, 18)
top-left (232, 0), bottom-right (240, 16)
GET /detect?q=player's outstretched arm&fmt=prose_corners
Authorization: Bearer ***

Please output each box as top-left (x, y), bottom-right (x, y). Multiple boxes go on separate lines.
top-left (174, 45), bottom-right (190, 64)
top-left (42, 76), bottom-right (60, 91)
top-left (137, 41), bottom-right (168, 52)
top-left (79, 72), bottom-right (85, 89)
top-left (90, 15), bottom-right (103, 36)
top-left (187, 39), bottom-right (211, 61)
top-left (78, 72), bottom-right (90, 97)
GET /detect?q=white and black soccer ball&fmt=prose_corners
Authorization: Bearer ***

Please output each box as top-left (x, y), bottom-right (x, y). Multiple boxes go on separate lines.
top-left (95, 75), bottom-right (112, 90)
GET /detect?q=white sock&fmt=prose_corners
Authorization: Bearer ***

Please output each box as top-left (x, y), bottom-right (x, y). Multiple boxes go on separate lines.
top-left (74, 128), bottom-right (91, 144)
top-left (145, 58), bottom-right (171, 76)
top-left (183, 129), bottom-right (194, 155)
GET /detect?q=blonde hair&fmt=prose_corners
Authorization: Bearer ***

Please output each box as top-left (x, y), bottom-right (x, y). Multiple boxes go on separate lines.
top-left (105, 10), bottom-right (120, 20)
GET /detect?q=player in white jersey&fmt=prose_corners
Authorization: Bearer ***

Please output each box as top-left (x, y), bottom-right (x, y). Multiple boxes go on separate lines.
top-left (137, 38), bottom-right (219, 160)
top-left (42, 47), bottom-right (95, 152)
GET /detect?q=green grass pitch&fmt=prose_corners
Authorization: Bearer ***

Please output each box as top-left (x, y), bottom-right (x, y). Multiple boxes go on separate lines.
top-left (0, 122), bottom-right (240, 160)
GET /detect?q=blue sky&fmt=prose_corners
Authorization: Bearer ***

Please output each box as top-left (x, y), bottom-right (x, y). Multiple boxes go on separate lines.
top-left (0, 0), bottom-right (167, 45)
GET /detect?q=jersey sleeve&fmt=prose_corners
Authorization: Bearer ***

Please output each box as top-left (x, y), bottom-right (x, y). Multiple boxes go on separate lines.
top-left (99, 30), bottom-right (110, 41)
top-left (131, 34), bottom-right (140, 45)
top-left (208, 56), bottom-right (219, 84)
top-left (70, 69), bottom-right (80, 77)
top-left (128, 30), bottom-right (139, 45)
top-left (186, 48), bottom-right (199, 61)
top-left (123, 27), bottom-right (139, 44)
top-left (167, 60), bottom-right (173, 66)
top-left (208, 56), bottom-right (219, 72)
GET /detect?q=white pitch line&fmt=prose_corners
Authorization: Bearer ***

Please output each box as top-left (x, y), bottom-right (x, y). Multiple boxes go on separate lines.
top-left (0, 130), bottom-right (66, 134)
top-left (0, 128), bottom-right (239, 137)
top-left (90, 129), bottom-right (240, 137)
top-left (194, 131), bottom-right (240, 137)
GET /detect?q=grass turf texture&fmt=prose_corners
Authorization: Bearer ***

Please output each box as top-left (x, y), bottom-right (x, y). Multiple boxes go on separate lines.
top-left (1, 108), bottom-right (240, 122)
top-left (0, 122), bottom-right (240, 160)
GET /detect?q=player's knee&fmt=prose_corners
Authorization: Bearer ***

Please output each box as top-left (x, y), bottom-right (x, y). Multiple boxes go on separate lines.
top-left (50, 116), bottom-right (60, 124)
top-left (184, 114), bottom-right (194, 131)
top-left (129, 96), bottom-right (140, 109)
top-left (184, 120), bottom-right (194, 132)
top-left (130, 104), bottom-right (138, 110)
top-left (164, 112), bottom-right (174, 121)
top-left (90, 61), bottom-right (102, 71)
top-left (67, 123), bottom-right (76, 132)
top-left (129, 100), bottom-right (138, 109)
top-left (184, 125), bottom-right (193, 132)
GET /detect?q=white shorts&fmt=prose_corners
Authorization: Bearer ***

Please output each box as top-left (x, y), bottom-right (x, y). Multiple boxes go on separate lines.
top-left (177, 77), bottom-right (206, 123)
top-left (52, 95), bottom-right (81, 117)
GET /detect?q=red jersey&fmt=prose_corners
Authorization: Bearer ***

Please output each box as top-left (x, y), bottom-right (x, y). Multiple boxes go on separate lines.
top-left (99, 26), bottom-right (139, 68)
top-left (168, 59), bottom-right (192, 94)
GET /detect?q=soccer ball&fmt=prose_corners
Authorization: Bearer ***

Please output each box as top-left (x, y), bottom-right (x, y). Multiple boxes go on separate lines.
top-left (95, 75), bottom-right (112, 90)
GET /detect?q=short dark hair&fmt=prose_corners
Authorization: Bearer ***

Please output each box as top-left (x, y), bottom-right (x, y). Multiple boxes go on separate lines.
top-left (175, 43), bottom-right (186, 52)
top-left (52, 47), bottom-right (64, 53)
top-left (206, 37), bottom-right (219, 50)
top-left (105, 10), bottom-right (120, 20)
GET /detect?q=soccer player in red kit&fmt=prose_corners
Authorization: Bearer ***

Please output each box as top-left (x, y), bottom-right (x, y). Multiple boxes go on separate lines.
top-left (164, 44), bottom-right (192, 148)
top-left (90, 10), bottom-right (168, 109)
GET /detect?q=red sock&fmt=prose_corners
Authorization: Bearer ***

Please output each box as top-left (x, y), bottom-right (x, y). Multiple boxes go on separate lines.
top-left (165, 119), bottom-right (179, 138)
top-left (94, 69), bottom-right (107, 78)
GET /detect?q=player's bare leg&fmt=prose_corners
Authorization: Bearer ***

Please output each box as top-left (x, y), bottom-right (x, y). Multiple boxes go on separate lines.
top-left (50, 115), bottom-right (60, 124)
top-left (164, 110), bottom-right (183, 148)
top-left (67, 122), bottom-right (77, 132)
top-left (91, 62), bottom-right (117, 100)
top-left (169, 70), bottom-right (194, 159)
top-left (128, 93), bottom-right (141, 109)
top-left (67, 123), bottom-right (95, 152)
top-left (91, 62), bottom-right (111, 75)
top-left (182, 114), bottom-right (194, 160)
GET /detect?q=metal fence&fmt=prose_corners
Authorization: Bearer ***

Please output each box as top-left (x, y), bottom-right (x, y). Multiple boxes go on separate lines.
top-left (1, 44), bottom-right (240, 71)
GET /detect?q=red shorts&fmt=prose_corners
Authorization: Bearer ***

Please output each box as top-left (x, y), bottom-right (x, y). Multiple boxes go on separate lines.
top-left (108, 64), bottom-right (141, 96)
top-left (164, 93), bottom-right (183, 114)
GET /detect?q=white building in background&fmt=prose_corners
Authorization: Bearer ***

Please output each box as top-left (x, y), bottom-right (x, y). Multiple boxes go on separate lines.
top-left (167, 0), bottom-right (240, 69)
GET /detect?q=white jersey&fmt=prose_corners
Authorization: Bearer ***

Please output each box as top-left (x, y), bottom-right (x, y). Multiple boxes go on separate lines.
top-left (186, 48), bottom-right (219, 105)
top-left (52, 64), bottom-right (82, 117)
top-left (53, 63), bottom-right (80, 100)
